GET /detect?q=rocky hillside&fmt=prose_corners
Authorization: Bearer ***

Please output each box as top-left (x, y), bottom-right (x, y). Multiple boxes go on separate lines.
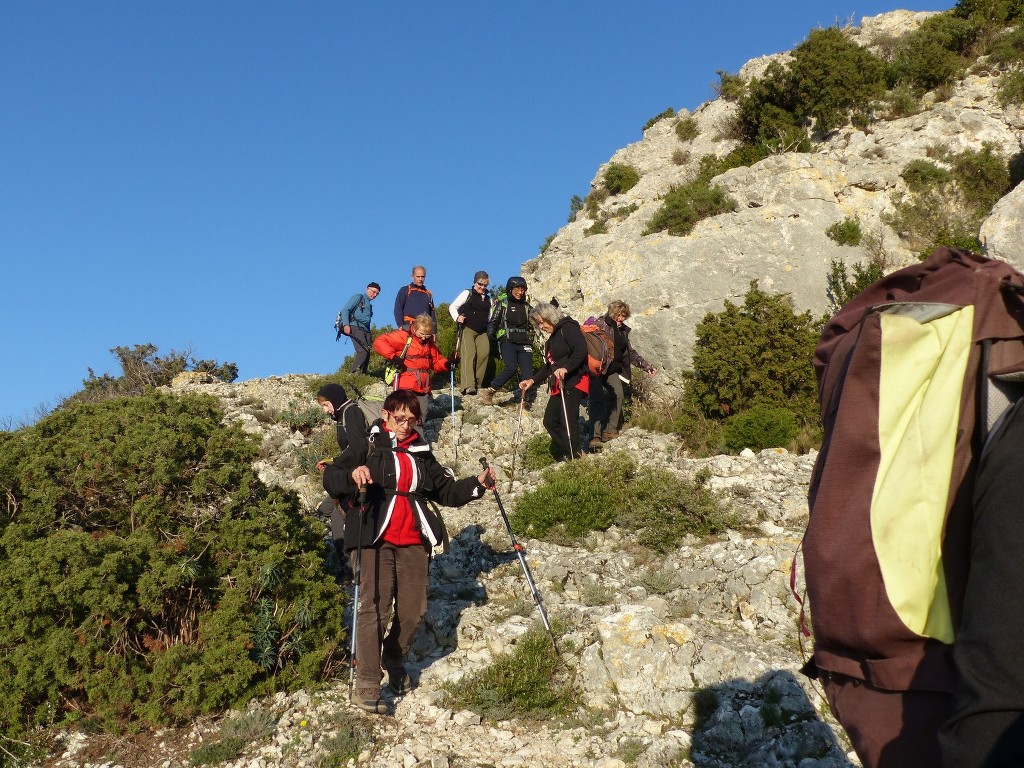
top-left (525, 9), bottom-right (1024, 389)
top-left (42, 374), bottom-right (850, 768)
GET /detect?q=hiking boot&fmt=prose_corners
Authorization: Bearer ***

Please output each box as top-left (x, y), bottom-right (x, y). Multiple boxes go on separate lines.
top-left (480, 387), bottom-right (495, 405)
top-left (601, 430), bottom-right (620, 441)
top-left (466, 387), bottom-right (477, 395)
top-left (354, 688), bottom-right (388, 714)
top-left (588, 436), bottom-right (604, 450)
top-left (386, 670), bottom-right (414, 696)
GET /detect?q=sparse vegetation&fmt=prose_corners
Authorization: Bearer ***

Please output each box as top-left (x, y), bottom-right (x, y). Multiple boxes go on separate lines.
top-left (440, 629), bottom-right (576, 721)
top-left (604, 163), bottom-right (641, 195)
top-left (643, 180), bottom-right (738, 237)
top-left (643, 107), bottom-right (675, 132)
top-left (675, 116), bottom-right (700, 142)
top-left (825, 216), bottom-right (863, 246)
top-left (512, 453), bottom-right (738, 549)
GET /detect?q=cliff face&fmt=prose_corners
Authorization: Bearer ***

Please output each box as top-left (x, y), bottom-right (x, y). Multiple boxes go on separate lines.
top-left (523, 10), bottom-right (1024, 387)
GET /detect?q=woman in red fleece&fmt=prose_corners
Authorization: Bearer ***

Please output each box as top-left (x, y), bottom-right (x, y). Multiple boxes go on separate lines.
top-left (373, 313), bottom-right (452, 420)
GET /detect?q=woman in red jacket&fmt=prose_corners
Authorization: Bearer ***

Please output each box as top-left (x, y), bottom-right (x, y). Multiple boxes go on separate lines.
top-left (373, 313), bottom-right (452, 420)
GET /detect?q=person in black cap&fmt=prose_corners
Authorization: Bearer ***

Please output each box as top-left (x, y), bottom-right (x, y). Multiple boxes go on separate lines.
top-left (338, 282), bottom-right (381, 374)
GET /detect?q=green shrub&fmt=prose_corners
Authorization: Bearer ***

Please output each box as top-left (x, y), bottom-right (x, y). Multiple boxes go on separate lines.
top-left (998, 69), bottom-right (1024, 105)
top-left (522, 433), bottom-right (557, 471)
top-left (643, 107), bottom-right (675, 132)
top-left (540, 234), bottom-right (555, 254)
top-left (954, 0), bottom-right (1024, 26)
top-left (952, 142), bottom-right (1012, 213)
top-left (723, 404), bottom-right (799, 452)
top-left (626, 398), bottom-right (725, 457)
top-left (675, 116), bottom-right (700, 142)
top-left (684, 282), bottom-right (820, 425)
top-left (826, 258), bottom-right (885, 314)
top-left (672, 149), bottom-right (691, 166)
top-left (440, 629), bottom-right (575, 721)
top-left (825, 217), bottom-right (863, 246)
top-left (901, 159), bottom-right (951, 191)
top-left (714, 69), bottom-right (745, 101)
top-left (890, 12), bottom-right (979, 91)
top-left (643, 181), bottom-right (738, 237)
top-left (884, 84), bottom-right (921, 118)
top-left (190, 708), bottom-right (278, 766)
top-left (986, 24), bottom-right (1024, 64)
top-left (67, 344), bottom-right (238, 406)
top-left (278, 400), bottom-right (327, 434)
top-left (695, 145), bottom-right (771, 185)
top-left (584, 186), bottom-right (610, 217)
top-left (604, 163), bottom-right (641, 195)
top-left (788, 27), bottom-right (886, 132)
top-left (0, 391), bottom-right (347, 745)
top-left (568, 194), bottom-right (585, 223)
top-left (512, 453), bottom-right (736, 550)
top-left (585, 219), bottom-right (610, 236)
top-left (316, 711), bottom-right (375, 767)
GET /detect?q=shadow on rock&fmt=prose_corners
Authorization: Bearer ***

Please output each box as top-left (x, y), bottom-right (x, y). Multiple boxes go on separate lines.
top-left (691, 669), bottom-right (854, 768)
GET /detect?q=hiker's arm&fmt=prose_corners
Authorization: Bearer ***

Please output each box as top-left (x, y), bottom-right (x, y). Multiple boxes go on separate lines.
top-left (427, 459), bottom-right (489, 506)
top-left (487, 302), bottom-right (502, 339)
top-left (394, 289), bottom-right (406, 327)
top-left (449, 290), bottom-right (469, 323)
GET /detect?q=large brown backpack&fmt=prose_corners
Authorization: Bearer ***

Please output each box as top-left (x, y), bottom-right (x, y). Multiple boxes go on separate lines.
top-left (804, 247), bottom-right (1024, 694)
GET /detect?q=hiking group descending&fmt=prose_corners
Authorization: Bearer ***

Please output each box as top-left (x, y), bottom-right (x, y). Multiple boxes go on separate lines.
top-left (333, 267), bottom-right (657, 461)
top-left (323, 267), bottom-right (659, 716)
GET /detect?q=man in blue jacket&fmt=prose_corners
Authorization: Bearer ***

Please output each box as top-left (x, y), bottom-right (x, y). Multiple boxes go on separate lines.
top-left (339, 282), bottom-right (380, 374)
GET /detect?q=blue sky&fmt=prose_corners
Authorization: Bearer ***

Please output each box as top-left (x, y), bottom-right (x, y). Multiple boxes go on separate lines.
top-left (1, 1), bottom-right (952, 426)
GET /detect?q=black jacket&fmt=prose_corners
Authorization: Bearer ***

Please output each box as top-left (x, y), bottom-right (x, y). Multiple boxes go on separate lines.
top-left (594, 314), bottom-right (654, 377)
top-left (322, 422), bottom-right (486, 551)
top-left (534, 317), bottom-right (588, 391)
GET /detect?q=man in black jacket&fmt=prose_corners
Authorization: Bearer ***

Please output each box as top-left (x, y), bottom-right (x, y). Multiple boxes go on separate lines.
top-left (323, 389), bottom-right (494, 713)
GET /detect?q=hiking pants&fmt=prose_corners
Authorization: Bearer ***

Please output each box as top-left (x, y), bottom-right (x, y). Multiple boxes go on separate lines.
top-left (459, 327), bottom-right (489, 391)
top-left (354, 542), bottom-right (430, 691)
top-left (543, 386), bottom-right (582, 459)
top-left (349, 326), bottom-right (372, 374)
top-left (589, 372), bottom-right (626, 437)
top-left (490, 341), bottom-right (533, 391)
top-left (940, 399), bottom-right (1024, 767)
top-left (821, 673), bottom-right (949, 768)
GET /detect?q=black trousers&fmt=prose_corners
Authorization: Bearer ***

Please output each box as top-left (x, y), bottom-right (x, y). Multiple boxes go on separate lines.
top-left (940, 399), bottom-right (1024, 767)
top-left (542, 386), bottom-right (582, 459)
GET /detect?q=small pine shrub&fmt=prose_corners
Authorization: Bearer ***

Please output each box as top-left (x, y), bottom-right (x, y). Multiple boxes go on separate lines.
top-left (604, 163), bottom-right (641, 195)
top-left (714, 69), bottom-right (745, 101)
top-left (643, 107), bottom-right (675, 131)
top-left (723, 404), bottom-right (799, 452)
top-left (890, 12), bottom-right (979, 91)
top-left (540, 234), bottom-right (555, 254)
top-left (568, 194), bottom-right (585, 223)
top-left (951, 142), bottom-right (1012, 214)
top-left (826, 258), bottom-right (885, 314)
top-left (642, 181), bottom-right (738, 237)
top-left (440, 629), bottom-right (575, 721)
top-left (585, 219), bottom-right (610, 236)
top-left (901, 159), bottom-right (951, 191)
top-left (825, 217), bottom-right (863, 246)
top-left (987, 25), bottom-right (1024, 65)
top-left (684, 281), bottom-right (820, 425)
top-left (998, 69), bottom-right (1024, 105)
top-left (584, 187), bottom-right (610, 217)
top-left (675, 116), bottom-right (700, 142)
top-left (672, 149), bottom-right (691, 166)
top-left (884, 84), bottom-right (921, 118)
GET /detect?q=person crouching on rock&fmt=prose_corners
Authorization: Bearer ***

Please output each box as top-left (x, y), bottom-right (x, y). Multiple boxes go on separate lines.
top-left (518, 301), bottom-right (589, 460)
top-left (322, 389), bottom-right (495, 713)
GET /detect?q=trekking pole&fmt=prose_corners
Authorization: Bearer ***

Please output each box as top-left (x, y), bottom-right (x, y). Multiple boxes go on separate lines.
top-left (558, 381), bottom-right (575, 461)
top-left (450, 327), bottom-right (464, 464)
top-left (348, 486), bottom-right (366, 703)
top-left (507, 396), bottom-right (525, 494)
top-left (480, 457), bottom-right (558, 653)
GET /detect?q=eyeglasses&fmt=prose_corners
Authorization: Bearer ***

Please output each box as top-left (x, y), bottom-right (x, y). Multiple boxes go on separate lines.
top-left (475, 281), bottom-right (489, 287)
top-left (390, 415), bottom-right (418, 426)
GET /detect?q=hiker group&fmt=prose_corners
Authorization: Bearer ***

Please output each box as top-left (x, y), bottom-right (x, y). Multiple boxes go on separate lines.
top-left (323, 265), bottom-right (657, 715)
top-left (334, 265), bottom-right (656, 459)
